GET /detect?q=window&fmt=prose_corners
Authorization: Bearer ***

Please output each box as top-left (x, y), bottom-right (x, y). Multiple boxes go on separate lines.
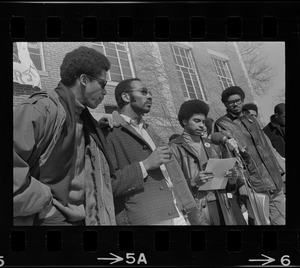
top-left (170, 44), bottom-right (205, 100)
top-left (212, 58), bottom-right (234, 90)
top-left (104, 105), bottom-right (119, 114)
top-left (92, 42), bottom-right (134, 82)
top-left (27, 42), bottom-right (45, 71)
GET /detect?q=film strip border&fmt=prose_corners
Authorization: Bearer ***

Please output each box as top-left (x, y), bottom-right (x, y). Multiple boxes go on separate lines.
top-left (2, 1), bottom-right (300, 267)
top-left (0, 2), bottom-right (300, 40)
top-left (0, 228), bottom-right (299, 266)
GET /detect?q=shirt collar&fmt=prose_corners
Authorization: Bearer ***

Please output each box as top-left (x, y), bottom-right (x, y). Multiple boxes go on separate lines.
top-left (183, 131), bottom-right (201, 143)
top-left (120, 114), bottom-right (145, 128)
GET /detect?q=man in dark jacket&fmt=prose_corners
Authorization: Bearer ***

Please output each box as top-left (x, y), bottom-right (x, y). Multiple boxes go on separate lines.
top-left (169, 99), bottom-right (247, 225)
top-left (105, 78), bottom-right (199, 225)
top-left (14, 46), bottom-right (116, 226)
top-left (214, 86), bottom-right (285, 225)
top-left (263, 103), bottom-right (285, 158)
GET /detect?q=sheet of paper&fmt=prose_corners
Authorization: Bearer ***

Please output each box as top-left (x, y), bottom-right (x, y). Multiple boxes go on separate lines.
top-left (197, 157), bottom-right (237, 191)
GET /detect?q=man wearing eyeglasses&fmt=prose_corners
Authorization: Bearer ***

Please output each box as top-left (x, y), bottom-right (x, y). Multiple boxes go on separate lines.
top-left (214, 86), bottom-right (285, 225)
top-left (103, 78), bottom-right (200, 225)
top-left (14, 46), bottom-right (116, 226)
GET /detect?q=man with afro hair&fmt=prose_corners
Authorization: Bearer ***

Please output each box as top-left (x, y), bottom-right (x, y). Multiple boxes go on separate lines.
top-left (14, 46), bottom-right (117, 225)
top-left (169, 99), bottom-right (247, 225)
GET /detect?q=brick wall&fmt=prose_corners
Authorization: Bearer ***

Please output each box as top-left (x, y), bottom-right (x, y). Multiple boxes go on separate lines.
top-left (13, 82), bottom-right (41, 108)
top-left (13, 42), bottom-right (256, 142)
top-left (191, 42), bottom-right (255, 122)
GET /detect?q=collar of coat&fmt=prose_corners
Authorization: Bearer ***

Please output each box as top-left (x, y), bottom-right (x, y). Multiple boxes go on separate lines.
top-left (111, 111), bottom-right (165, 149)
top-left (170, 134), bottom-right (212, 160)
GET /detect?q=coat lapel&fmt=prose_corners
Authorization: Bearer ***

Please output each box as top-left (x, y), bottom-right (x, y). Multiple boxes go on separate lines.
top-left (112, 112), bottom-right (153, 151)
top-left (81, 108), bottom-right (114, 173)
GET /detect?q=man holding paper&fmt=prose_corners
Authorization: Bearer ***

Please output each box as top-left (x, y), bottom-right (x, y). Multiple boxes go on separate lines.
top-left (169, 99), bottom-right (247, 225)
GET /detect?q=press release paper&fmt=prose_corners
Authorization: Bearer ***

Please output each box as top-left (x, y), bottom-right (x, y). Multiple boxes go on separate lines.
top-left (198, 157), bottom-right (237, 191)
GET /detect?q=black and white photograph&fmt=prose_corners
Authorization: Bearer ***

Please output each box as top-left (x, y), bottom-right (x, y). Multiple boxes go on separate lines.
top-left (13, 41), bottom-right (286, 227)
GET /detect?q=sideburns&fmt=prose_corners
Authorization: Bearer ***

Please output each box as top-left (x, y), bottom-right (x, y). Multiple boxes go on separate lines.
top-left (129, 93), bottom-right (137, 103)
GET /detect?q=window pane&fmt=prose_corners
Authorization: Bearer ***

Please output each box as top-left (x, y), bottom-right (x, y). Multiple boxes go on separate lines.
top-left (110, 65), bottom-right (121, 74)
top-left (120, 58), bottom-right (130, 68)
top-left (105, 48), bottom-right (118, 57)
top-left (107, 56), bottom-right (119, 65)
top-left (221, 77), bottom-right (227, 84)
top-left (181, 86), bottom-right (188, 97)
top-left (189, 92), bottom-right (196, 99)
top-left (216, 67), bottom-right (222, 76)
top-left (122, 67), bottom-right (132, 76)
top-left (173, 54), bottom-right (178, 65)
top-left (116, 44), bottom-right (127, 51)
top-left (220, 68), bottom-right (226, 77)
top-left (181, 67), bottom-right (189, 73)
top-left (185, 78), bottom-right (193, 86)
top-left (103, 42), bottom-right (116, 49)
top-left (179, 47), bottom-right (185, 57)
top-left (27, 42), bottom-right (40, 53)
top-left (224, 68), bottom-right (230, 77)
top-left (118, 51), bottom-right (128, 60)
top-left (177, 57), bottom-right (183, 66)
top-left (192, 77), bottom-right (200, 88)
top-left (183, 72), bottom-right (190, 80)
top-left (110, 73), bottom-right (122, 81)
top-left (30, 54), bottom-right (42, 70)
top-left (173, 46), bottom-right (180, 55)
top-left (124, 75), bottom-right (133, 80)
top-left (92, 45), bottom-right (104, 54)
top-left (182, 57), bottom-right (189, 67)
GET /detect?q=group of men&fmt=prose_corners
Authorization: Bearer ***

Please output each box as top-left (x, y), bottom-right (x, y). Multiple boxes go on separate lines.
top-left (13, 46), bottom-right (285, 226)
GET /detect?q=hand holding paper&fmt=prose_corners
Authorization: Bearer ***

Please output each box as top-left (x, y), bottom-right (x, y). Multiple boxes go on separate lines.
top-left (197, 158), bottom-right (237, 191)
top-left (191, 171), bottom-right (214, 187)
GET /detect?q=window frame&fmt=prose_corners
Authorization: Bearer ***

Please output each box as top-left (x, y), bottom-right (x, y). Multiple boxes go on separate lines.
top-left (92, 42), bottom-right (135, 84)
top-left (170, 44), bottom-right (206, 101)
top-left (27, 42), bottom-right (46, 73)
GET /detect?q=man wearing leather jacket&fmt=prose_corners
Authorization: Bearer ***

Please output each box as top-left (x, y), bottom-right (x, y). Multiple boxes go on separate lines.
top-left (214, 86), bottom-right (285, 225)
top-left (169, 99), bottom-right (247, 225)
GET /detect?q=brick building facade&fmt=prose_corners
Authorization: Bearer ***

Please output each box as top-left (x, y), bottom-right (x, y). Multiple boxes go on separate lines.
top-left (13, 42), bottom-right (256, 142)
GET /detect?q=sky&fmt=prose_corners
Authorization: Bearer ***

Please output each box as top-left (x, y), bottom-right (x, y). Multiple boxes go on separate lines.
top-left (254, 42), bottom-right (285, 125)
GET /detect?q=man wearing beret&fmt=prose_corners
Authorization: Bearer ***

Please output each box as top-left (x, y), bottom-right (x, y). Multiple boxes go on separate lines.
top-left (214, 86), bottom-right (285, 225)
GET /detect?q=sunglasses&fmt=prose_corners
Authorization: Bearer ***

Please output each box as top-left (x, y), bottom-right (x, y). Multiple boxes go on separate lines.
top-left (85, 74), bottom-right (107, 89)
top-left (127, 88), bottom-right (152, 96)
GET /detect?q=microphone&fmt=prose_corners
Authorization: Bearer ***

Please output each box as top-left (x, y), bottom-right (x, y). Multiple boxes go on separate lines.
top-left (210, 132), bottom-right (241, 155)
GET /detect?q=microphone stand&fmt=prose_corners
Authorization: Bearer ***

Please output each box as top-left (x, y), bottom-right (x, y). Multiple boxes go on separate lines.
top-left (232, 149), bottom-right (271, 225)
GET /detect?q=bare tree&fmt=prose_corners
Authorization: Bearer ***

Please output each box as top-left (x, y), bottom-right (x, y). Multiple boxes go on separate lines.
top-left (273, 87), bottom-right (285, 104)
top-left (237, 42), bottom-right (277, 96)
top-left (130, 42), bottom-right (182, 140)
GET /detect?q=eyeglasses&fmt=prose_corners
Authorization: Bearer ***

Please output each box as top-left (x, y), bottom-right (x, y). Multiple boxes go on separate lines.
top-left (227, 98), bottom-right (242, 106)
top-left (85, 74), bottom-right (107, 89)
top-left (127, 88), bottom-right (152, 96)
